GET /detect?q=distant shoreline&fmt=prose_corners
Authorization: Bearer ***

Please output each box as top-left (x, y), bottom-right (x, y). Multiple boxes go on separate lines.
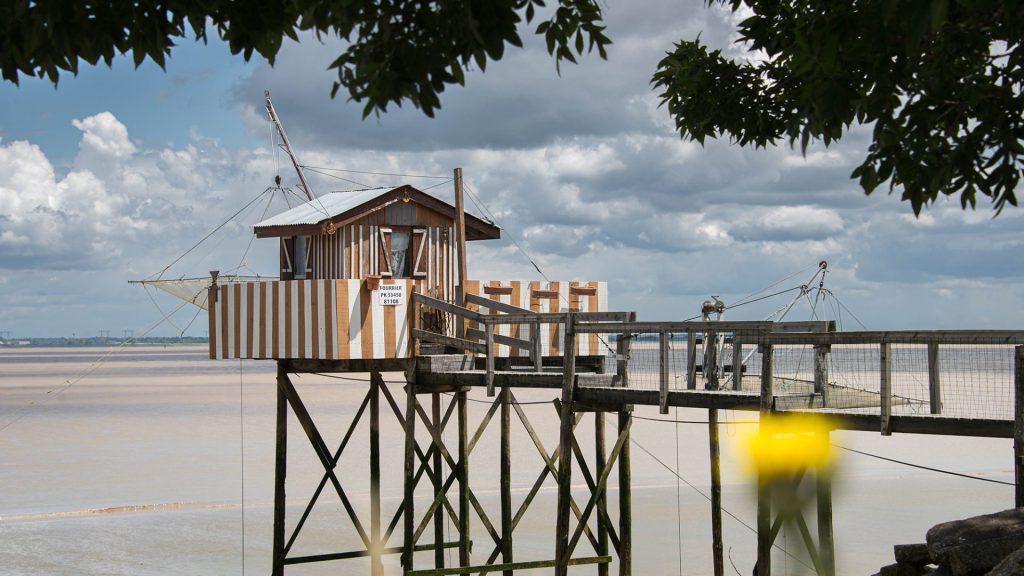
top-left (0, 337), bottom-right (208, 348)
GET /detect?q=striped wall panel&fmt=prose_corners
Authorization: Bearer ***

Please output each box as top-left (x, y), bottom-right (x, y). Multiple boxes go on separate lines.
top-left (209, 278), bottom-right (608, 360)
top-left (209, 279), bottom-right (415, 360)
top-left (462, 280), bottom-right (609, 358)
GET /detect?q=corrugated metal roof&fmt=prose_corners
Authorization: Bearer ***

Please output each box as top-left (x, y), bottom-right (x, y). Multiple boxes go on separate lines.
top-left (254, 188), bottom-right (388, 228)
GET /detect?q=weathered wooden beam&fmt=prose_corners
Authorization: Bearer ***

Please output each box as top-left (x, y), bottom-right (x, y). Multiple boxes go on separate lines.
top-left (595, 411), bottom-right (609, 576)
top-left (757, 344), bottom-right (773, 576)
top-left (763, 330), bottom-right (1024, 345)
top-left (414, 292), bottom-right (486, 323)
top-left (813, 344), bottom-right (830, 408)
top-left (827, 414), bottom-right (1012, 437)
top-left (466, 293), bottom-right (532, 315)
top-left (928, 342), bottom-right (942, 414)
top-left (573, 387), bottom-right (761, 410)
top-left (687, 330), bottom-right (697, 390)
top-left (485, 324), bottom-right (495, 396)
top-left (403, 375), bottom-right (417, 569)
top-left (431, 393), bottom-right (445, 570)
top-left (618, 410), bottom-right (632, 576)
top-left (273, 364), bottom-right (288, 576)
top-left (370, 372), bottom-right (384, 576)
top-left (413, 328), bottom-right (487, 355)
top-left (457, 389), bottom-right (470, 566)
top-left (555, 313), bottom-right (577, 576)
top-left (500, 386), bottom-right (513, 574)
top-left (1016, 346), bottom-right (1024, 507)
top-left (284, 357), bottom-right (409, 373)
top-left (880, 342), bottom-right (892, 436)
top-left (709, 409), bottom-right (724, 576)
top-left (732, 340), bottom-right (743, 391)
top-left (659, 331), bottom-right (670, 414)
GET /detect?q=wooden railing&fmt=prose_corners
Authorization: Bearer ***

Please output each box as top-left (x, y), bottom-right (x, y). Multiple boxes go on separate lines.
top-left (410, 291), bottom-right (630, 395)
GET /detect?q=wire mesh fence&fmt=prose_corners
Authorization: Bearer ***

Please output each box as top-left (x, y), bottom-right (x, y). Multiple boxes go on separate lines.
top-left (609, 329), bottom-right (1020, 422)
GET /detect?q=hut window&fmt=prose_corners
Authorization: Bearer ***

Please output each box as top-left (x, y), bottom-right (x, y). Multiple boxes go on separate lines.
top-left (293, 235), bottom-right (309, 279)
top-left (390, 230), bottom-right (411, 277)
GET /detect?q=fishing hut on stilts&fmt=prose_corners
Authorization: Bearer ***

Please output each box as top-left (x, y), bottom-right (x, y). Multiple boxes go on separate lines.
top-left (142, 94), bottom-right (1024, 576)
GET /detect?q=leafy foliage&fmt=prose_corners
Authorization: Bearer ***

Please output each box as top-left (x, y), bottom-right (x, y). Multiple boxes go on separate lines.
top-left (3, 1), bottom-right (1022, 214)
top-left (653, 1), bottom-right (1024, 214)
top-left (0, 0), bottom-right (611, 118)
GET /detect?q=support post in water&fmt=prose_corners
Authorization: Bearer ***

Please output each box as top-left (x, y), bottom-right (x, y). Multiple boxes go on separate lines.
top-left (273, 362), bottom-right (288, 576)
top-left (1015, 346), bottom-right (1024, 508)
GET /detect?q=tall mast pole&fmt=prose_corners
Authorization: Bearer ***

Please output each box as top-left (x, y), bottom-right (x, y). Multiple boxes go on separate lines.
top-left (265, 90), bottom-right (314, 201)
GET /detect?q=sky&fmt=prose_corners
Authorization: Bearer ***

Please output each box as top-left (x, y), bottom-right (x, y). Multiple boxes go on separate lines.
top-left (1, 0), bottom-right (1022, 338)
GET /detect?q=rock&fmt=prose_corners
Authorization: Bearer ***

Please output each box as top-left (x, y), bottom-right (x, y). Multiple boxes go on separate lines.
top-left (986, 542), bottom-right (1024, 576)
top-left (926, 509), bottom-right (1024, 574)
top-left (895, 543), bottom-right (933, 565)
top-left (879, 562), bottom-right (927, 576)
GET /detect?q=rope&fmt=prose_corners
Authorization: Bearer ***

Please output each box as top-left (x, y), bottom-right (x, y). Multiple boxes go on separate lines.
top-left (147, 188), bottom-right (273, 281)
top-left (834, 444), bottom-right (1015, 486)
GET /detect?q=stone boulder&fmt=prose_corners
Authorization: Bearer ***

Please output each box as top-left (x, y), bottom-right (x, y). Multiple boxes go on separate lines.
top-left (925, 508), bottom-right (1024, 576)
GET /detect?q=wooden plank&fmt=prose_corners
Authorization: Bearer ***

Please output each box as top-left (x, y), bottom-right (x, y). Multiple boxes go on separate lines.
top-left (1016, 346), bottom-right (1024, 507)
top-left (370, 372), bottom-right (383, 576)
top-left (881, 342), bottom-right (892, 436)
top-left (457, 390), bottom-right (470, 566)
top-left (763, 330), bottom-right (1024, 345)
top-left (618, 411), bottom-right (632, 576)
top-left (555, 314), bottom-right (578, 576)
top-left (760, 344), bottom-right (774, 413)
top-left (485, 324), bottom-right (495, 396)
top-left (826, 413), bottom-right (1012, 438)
top-left (595, 411), bottom-right (609, 576)
top-left (732, 340), bottom-right (743, 391)
top-left (432, 393), bottom-right (444, 570)
top-left (273, 364), bottom-right (288, 576)
top-left (413, 292), bottom-right (486, 323)
top-left (500, 386), bottom-right (513, 574)
top-left (403, 376), bottom-right (417, 570)
top-left (413, 329), bottom-right (487, 355)
top-left (814, 344), bottom-right (830, 408)
top-left (687, 330), bottom-right (697, 390)
top-left (570, 286), bottom-right (598, 296)
top-left (285, 357), bottom-right (408, 373)
top-left (709, 409), bottom-right (724, 576)
top-left (483, 285), bottom-right (513, 295)
top-left (928, 342), bottom-right (942, 414)
top-left (576, 320), bottom-right (773, 334)
top-left (573, 387), bottom-right (761, 410)
top-left (659, 331), bottom-right (669, 414)
top-left (466, 293), bottom-right (532, 315)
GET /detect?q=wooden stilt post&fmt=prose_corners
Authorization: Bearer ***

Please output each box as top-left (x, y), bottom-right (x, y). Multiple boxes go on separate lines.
top-left (595, 411), bottom-right (608, 576)
top-left (709, 408), bottom-right (724, 576)
top-left (928, 342), bottom-right (942, 414)
top-left (370, 371), bottom-right (383, 576)
top-left (458, 387), bottom-right (471, 566)
top-left (273, 362), bottom-right (288, 576)
top-left (618, 408), bottom-right (632, 576)
top-left (500, 384), bottom-right (514, 575)
top-left (817, 431), bottom-right (835, 576)
top-left (757, 344), bottom-right (774, 576)
top-left (403, 373), bottom-right (418, 570)
top-left (555, 313), bottom-right (578, 576)
top-left (880, 342), bottom-right (893, 436)
top-left (814, 344), bottom-right (830, 408)
top-left (1015, 346), bottom-right (1024, 508)
top-left (432, 392), bottom-right (445, 569)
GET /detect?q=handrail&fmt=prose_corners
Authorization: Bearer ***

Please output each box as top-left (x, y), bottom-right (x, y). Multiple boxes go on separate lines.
top-left (412, 292), bottom-right (487, 323)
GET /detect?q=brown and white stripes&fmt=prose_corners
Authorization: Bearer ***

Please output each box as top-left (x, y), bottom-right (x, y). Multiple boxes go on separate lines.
top-left (209, 278), bottom-right (608, 360)
top-left (209, 279), bottom-right (413, 360)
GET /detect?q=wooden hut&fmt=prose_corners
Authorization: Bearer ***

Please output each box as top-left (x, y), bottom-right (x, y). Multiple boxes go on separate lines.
top-left (207, 184), bottom-right (609, 361)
